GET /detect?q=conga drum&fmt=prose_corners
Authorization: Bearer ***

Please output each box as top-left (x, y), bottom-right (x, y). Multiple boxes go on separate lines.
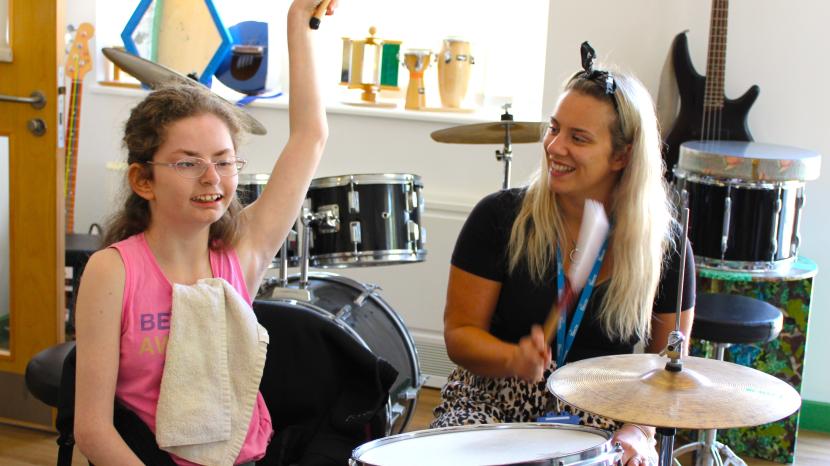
top-left (402, 49), bottom-right (432, 110)
top-left (673, 140), bottom-right (821, 271)
top-left (437, 37), bottom-right (473, 109)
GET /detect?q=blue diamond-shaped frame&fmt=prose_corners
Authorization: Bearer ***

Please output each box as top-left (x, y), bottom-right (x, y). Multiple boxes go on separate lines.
top-left (121, 0), bottom-right (232, 86)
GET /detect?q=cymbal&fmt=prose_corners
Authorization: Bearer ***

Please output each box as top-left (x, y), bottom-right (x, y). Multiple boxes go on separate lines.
top-left (430, 121), bottom-right (545, 144)
top-left (102, 47), bottom-right (267, 136)
top-left (547, 353), bottom-right (801, 429)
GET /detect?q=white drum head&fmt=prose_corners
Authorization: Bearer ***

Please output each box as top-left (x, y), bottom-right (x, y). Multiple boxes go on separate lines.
top-left (353, 424), bottom-right (610, 466)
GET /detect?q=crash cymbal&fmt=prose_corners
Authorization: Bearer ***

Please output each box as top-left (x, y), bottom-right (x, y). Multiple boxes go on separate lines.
top-left (102, 47), bottom-right (267, 136)
top-left (547, 353), bottom-right (801, 429)
top-left (430, 120), bottom-right (545, 144)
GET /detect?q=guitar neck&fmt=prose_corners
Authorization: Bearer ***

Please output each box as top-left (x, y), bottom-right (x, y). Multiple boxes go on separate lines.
top-left (64, 79), bottom-right (83, 234)
top-left (704, 0), bottom-right (729, 110)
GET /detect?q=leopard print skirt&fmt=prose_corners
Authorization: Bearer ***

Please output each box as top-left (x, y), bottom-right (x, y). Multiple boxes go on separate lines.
top-left (431, 362), bottom-right (620, 430)
top-left (431, 363), bottom-right (659, 466)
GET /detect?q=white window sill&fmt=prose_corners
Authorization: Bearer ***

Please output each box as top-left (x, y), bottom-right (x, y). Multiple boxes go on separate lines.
top-left (89, 82), bottom-right (513, 126)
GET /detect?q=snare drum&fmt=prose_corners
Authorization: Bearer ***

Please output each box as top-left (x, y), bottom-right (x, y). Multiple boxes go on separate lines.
top-left (437, 37), bottom-right (473, 109)
top-left (305, 173), bottom-right (426, 267)
top-left (258, 272), bottom-right (422, 434)
top-left (350, 423), bottom-right (621, 466)
top-left (237, 173), bottom-right (299, 266)
top-left (674, 141), bottom-right (820, 271)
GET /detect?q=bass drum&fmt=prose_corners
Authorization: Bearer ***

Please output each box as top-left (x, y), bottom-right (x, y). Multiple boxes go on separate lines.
top-left (258, 272), bottom-right (422, 435)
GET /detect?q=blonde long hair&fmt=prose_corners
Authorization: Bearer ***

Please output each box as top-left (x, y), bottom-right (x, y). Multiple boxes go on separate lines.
top-left (507, 70), bottom-right (676, 343)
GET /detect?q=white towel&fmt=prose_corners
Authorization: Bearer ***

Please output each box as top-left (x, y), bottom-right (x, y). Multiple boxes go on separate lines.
top-left (156, 278), bottom-right (269, 466)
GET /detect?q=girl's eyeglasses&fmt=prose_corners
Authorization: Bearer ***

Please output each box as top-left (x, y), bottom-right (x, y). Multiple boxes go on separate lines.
top-left (144, 156), bottom-right (247, 179)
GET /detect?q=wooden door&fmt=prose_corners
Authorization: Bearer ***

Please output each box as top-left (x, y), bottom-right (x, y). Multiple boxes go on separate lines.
top-left (0, 0), bottom-right (65, 429)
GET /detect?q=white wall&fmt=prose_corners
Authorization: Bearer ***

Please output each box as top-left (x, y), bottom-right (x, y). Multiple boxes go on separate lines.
top-left (67, 0), bottom-right (830, 402)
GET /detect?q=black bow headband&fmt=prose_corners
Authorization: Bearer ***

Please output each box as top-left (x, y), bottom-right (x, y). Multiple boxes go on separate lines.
top-left (580, 41), bottom-right (616, 95)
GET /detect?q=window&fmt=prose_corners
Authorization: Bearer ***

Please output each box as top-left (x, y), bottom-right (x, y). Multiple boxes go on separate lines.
top-left (96, 0), bottom-right (549, 118)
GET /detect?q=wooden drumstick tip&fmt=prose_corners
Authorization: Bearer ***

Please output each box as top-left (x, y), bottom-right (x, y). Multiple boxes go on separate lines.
top-left (309, 0), bottom-right (332, 30)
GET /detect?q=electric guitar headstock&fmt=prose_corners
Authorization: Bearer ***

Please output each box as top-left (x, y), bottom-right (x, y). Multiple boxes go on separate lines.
top-left (65, 22), bottom-right (95, 80)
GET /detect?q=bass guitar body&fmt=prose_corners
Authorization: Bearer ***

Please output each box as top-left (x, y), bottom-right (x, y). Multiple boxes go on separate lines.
top-left (663, 31), bottom-right (759, 180)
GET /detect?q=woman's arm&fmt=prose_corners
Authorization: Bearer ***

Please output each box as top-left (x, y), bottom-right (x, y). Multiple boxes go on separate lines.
top-left (444, 266), bottom-right (551, 381)
top-left (73, 249), bottom-right (144, 466)
top-left (236, 0), bottom-right (336, 295)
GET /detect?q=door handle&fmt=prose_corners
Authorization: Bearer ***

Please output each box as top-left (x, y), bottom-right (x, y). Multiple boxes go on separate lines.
top-left (0, 90), bottom-right (46, 109)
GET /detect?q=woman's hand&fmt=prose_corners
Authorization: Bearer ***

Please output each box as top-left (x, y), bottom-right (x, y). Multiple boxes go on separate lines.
top-left (507, 324), bottom-right (551, 382)
top-left (612, 424), bottom-right (657, 466)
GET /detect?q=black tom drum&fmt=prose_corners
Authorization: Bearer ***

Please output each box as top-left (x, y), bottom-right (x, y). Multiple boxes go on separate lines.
top-left (674, 141), bottom-right (820, 271)
top-left (236, 173), bottom-right (299, 267)
top-left (305, 174), bottom-right (427, 267)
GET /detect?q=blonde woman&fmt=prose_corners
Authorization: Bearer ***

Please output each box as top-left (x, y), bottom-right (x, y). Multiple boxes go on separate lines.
top-left (431, 43), bottom-right (694, 466)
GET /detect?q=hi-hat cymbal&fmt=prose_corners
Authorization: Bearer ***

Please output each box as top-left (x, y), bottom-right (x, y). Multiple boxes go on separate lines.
top-left (547, 353), bottom-right (801, 430)
top-left (102, 47), bottom-right (267, 136)
top-left (431, 121), bottom-right (545, 144)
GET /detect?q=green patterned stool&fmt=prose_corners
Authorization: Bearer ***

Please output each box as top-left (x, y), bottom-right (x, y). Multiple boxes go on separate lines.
top-left (673, 293), bottom-right (784, 466)
top-left (682, 257), bottom-right (817, 463)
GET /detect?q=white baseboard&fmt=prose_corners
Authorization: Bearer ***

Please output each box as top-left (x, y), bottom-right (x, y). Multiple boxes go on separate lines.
top-left (410, 329), bottom-right (454, 389)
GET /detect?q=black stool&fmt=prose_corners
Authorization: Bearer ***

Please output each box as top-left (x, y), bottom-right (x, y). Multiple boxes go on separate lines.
top-left (25, 341), bottom-right (75, 408)
top-left (673, 293), bottom-right (783, 466)
top-left (25, 341), bottom-right (77, 466)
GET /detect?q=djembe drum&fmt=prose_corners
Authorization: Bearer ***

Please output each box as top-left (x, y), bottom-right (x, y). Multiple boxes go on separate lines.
top-left (402, 49), bottom-right (432, 110)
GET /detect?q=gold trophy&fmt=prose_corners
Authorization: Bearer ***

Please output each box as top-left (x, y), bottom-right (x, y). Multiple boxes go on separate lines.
top-left (340, 27), bottom-right (401, 107)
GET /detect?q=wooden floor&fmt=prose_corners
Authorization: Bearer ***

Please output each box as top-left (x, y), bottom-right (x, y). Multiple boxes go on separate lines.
top-left (2, 388), bottom-right (828, 465)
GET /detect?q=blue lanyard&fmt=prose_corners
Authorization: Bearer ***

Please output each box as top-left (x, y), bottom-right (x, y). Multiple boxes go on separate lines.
top-left (555, 236), bottom-right (609, 367)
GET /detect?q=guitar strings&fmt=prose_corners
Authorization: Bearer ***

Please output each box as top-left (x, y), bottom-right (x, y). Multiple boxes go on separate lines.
top-left (701, 0), bottom-right (728, 143)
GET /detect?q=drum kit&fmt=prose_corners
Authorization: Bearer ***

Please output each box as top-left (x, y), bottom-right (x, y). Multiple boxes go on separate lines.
top-left (102, 47), bottom-right (427, 436)
top-left (244, 173), bottom-right (427, 436)
top-left (104, 47), bottom-right (806, 465)
top-left (351, 211), bottom-right (803, 466)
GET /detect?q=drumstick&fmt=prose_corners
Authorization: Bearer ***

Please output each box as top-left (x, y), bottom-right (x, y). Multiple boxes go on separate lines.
top-left (309, 0), bottom-right (332, 29)
top-left (543, 200), bottom-right (609, 344)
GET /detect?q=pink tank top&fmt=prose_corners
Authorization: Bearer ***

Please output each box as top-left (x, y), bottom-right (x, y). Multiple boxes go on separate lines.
top-left (111, 233), bottom-right (273, 465)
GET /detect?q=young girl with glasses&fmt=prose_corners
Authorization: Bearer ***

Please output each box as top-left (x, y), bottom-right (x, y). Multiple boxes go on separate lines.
top-left (73, 1), bottom-right (338, 464)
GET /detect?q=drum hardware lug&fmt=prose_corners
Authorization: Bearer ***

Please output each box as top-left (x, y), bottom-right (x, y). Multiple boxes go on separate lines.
top-left (442, 49), bottom-right (452, 64)
top-left (389, 403), bottom-right (405, 424)
top-left (408, 191), bottom-right (418, 211)
top-left (267, 286), bottom-right (313, 303)
top-left (348, 189), bottom-right (360, 214)
top-left (792, 189), bottom-right (805, 256)
top-left (405, 183), bottom-right (419, 211)
top-left (314, 204), bottom-right (340, 233)
top-left (399, 387), bottom-right (419, 401)
top-left (721, 192), bottom-right (732, 260)
top-left (407, 221), bottom-right (420, 242)
top-left (350, 221), bottom-right (362, 244)
top-left (770, 196), bottom-right (782, 258)
top-left (335, 304), bottom-right (353, 321)
top-left (353, 284), bottom-right (379, 308)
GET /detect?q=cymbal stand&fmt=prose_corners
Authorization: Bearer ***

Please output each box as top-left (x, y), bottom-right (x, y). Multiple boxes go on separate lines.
top-left (654, 206), bottom-right (691, 466)
top-left (265, 207), bottom-right (338, 302)
top-left (495, 103), bottom-right (514, 189)
top-left (299, 206), bottom-right (339, 288)
top-left (278, 237), bottom-right (290, 287)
